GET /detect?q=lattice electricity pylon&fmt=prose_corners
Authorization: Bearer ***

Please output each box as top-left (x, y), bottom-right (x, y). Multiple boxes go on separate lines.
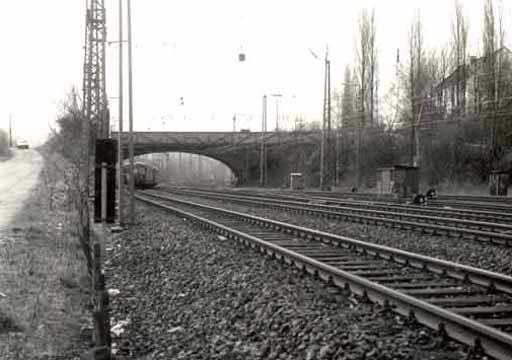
top-left (83, 0), bottom-right (109, 140)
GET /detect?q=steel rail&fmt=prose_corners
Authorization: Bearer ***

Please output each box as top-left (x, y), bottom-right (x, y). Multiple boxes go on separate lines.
top-left (428, 199), bottom-right (512, 213)
top-left (306, 190), bottom-right (512, 204)
top-left (141, 191), bottom-right (512, 293)
top-left (299, 196), bottom-right (512, 222)
top-left (154, 188), bottom-right (512, 246)
top-left (303, 190), bottom-right (512, 212)
top-left (174, 187), bottom-right (512, 223)
top-left (175, 187), bottom-right (512, 223)
top-left (437, 194), bottom-right (512, 204)
top-left (136, 192), bottom-right (512, 360)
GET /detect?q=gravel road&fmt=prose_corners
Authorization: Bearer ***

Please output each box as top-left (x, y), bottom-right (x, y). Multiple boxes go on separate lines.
top-left (0, 149), bottom-right (42, 234)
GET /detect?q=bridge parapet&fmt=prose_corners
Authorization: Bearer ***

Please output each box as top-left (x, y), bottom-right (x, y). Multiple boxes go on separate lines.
top-left (111, 130), bottom-right (320, 150)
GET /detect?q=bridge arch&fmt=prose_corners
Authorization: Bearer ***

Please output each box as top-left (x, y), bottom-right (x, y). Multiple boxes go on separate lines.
top-left (128, 149), bottom-right (240, 184)
top-left (114, 130), bottom-right (320, 185)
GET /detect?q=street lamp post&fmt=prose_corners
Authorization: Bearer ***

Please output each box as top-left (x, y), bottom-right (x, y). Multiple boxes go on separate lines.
top-left (260, 95), bottom-right (267, 187)
top-left (8, 114), bottom-right (12, 147)
top-left (323, 54), bottom-right (332, 190)
top-left (309, 47), bottom-right (331, 190)
top-left (127, 0), bottom-right (135, 225)
top-left (117, 0), bottom-right (124, 227)
top-left (271, 94), bottom-right (282, 131)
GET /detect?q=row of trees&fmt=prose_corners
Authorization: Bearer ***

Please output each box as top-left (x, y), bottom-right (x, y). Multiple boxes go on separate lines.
top-left (334, 0), bottom-right (512, 188)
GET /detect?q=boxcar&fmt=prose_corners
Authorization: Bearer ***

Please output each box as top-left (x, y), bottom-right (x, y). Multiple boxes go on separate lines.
top-left (123, 162), bottom-right (158, 189)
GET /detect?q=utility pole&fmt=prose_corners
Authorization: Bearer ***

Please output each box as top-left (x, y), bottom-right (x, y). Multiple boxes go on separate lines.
top-left (198, 155), bottom-right (203, 182)
top-left (8, 114), bottom-right (12, 147)
top-left (320, 49), bottom-right (331, 190)
top-left (355, 101), bottom-right (362, 189)
top-left (260, 95), bottom-right (267, 186)
top-left (117, 0), bottom-right (124, 226)
top-left (178, 152), bottom-right (183, 182)
top-left (276, 97), bottom-right (279, 131)
top-left (334, 92), bottom-right (342, 187)
top-left (127, 0), bottom-right (135, 225)
top-left (326, 57), bottom-right (332, 188)
top-left (271, 94), bottom-right (282, 131)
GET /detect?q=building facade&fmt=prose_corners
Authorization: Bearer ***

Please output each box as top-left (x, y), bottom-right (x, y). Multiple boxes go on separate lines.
top-left (433, 47), bottom-right (512, 118)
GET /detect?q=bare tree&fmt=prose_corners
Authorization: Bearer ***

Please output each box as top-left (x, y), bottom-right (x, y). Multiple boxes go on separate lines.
top-left (407, 10), bottom-right (425, 166)
top-left (451, 0), bottom-right (469, 116)
top-left (341, 65), bottom-right (356, 128)
top-left (438, 46), bottom-right (450, 115)
top-left (355, 8), bottom-right (378, 127)
top-left (354, 8), bottom-right (378, 187)
top-left (368, 10), bottom-right (378, 126)
top-left (46, 94), bottom-right (93, 273)
top-left (482, 0), bottom-right (508, 168)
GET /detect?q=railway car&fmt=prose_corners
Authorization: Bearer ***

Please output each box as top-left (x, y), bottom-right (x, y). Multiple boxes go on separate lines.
top-left (123, 162), bottom-right (158, 189)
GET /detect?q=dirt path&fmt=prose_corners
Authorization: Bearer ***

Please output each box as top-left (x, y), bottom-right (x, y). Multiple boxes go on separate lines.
top-left (0, 149), bottom-right (42, 233)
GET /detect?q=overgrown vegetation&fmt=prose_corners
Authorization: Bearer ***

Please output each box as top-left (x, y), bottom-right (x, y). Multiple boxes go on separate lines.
top-left (44, 99), bottom-right (93, 273)
top-left (44, 95), bottom-right (113, 357)
top-left (334, 0), bottom-right (511, 190)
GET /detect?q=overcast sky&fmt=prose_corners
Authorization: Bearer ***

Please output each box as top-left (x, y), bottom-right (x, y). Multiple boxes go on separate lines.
top-left (0, 1), bottom-right (510, 146)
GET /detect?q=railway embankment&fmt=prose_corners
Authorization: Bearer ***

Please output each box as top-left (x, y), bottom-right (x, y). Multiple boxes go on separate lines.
top-left (105, 201), bottom-right (469, 359)
top-left (165, 192), bottom-right (512, 276)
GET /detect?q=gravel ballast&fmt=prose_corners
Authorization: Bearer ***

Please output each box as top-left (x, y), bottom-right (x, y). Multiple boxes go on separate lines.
top-left (106, 202), bottom-right (472, 360)
top-left (165, 193), bottom-right (512, 276)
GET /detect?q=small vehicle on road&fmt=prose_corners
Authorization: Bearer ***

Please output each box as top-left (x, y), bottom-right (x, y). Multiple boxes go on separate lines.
top-left (16, 139), bottom-right (29, 149)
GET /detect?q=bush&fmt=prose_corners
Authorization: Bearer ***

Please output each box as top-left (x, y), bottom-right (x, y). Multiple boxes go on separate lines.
top-left (334, 119), bottom-right (499, 189)
top-left (0, 129), bottom-right (10, 156)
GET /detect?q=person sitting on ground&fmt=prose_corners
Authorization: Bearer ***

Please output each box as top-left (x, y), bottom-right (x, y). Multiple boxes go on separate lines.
top-left (413, 193), bottom-right (426, 205)
top-left (426, 188), bottom-right (437, 199)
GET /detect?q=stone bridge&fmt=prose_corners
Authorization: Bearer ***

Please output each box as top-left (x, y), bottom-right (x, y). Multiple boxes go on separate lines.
top-left (112, 130), bottom-right (320, 185)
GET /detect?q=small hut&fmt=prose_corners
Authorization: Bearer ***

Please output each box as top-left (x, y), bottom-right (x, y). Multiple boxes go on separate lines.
top-left (376, 165), bottom-right (419, 199)
top-left (489, 169), bottom-right (510, 196)
top-left (289, 173), bottom-right (304, 190)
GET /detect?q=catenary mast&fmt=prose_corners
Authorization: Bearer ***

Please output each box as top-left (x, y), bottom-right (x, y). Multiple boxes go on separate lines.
top-left (83, 0), bottom-right (109, 139)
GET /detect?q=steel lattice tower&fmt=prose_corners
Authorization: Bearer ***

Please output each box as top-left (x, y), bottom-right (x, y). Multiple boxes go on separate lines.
top-left (83, 0), bottom-right (109, 139)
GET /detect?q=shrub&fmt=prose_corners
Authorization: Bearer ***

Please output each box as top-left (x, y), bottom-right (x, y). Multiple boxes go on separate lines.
top-left (0, 129), bottom-right (10, 156)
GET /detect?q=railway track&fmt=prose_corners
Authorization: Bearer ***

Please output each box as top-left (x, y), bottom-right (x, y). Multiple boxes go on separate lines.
top-left (137, 190), bottom-right (512, 360)
top-left (303, 190), bottom-right (512, 203)
top-left (301, 190), bottom-right (512, 213)
top-left (173, 186), bottom-right (512, 224)
top-left (154, 188), bottom-right (512, 247)
top-left (424, 193), bottom-right (512, 204)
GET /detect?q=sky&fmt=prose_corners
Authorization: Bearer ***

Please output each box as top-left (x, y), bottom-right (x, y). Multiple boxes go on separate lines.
top-left (0, 0), bottom-right (511, 146)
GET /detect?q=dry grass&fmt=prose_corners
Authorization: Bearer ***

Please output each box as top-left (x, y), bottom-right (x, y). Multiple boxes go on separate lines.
top-left (0, 154), bottom-right (90, 359)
